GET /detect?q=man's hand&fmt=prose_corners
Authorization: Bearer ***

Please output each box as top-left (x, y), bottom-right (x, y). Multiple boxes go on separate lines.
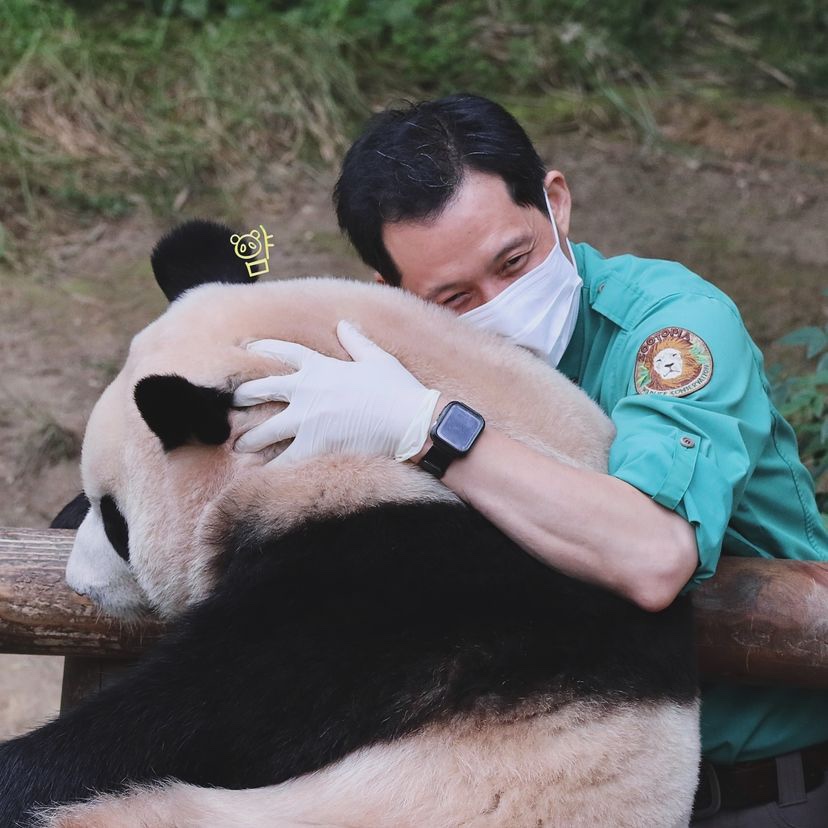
top-left (233, 320), bottom-right (441, 466)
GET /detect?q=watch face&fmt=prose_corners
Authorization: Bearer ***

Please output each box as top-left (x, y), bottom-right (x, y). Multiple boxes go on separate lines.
top-left (435, 403), bottom-right (484, 453)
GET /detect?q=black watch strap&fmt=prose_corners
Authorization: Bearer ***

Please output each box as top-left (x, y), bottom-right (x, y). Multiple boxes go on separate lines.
top-left (419, 442), bottom-right (456, 479)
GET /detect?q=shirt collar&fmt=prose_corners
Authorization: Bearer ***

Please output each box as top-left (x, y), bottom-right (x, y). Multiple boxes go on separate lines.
top-left (557, 283), bottom-right (587, 382)
top-left (578, 243), bottom-right (649, 330)
top-left (557, 242), bottom-right (594, 382)
top-left (557, 242), bottom-right (649, 382)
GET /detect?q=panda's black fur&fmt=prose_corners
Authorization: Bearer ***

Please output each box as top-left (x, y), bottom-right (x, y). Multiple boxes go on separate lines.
top-left (150, 218), bottom-right (257, 302)
top-left (48, 493), bottom-right (89, 530)
top-left (1, 501), bottom-right (696, 825)
top-left (0, 221), bottom-right (698, 826)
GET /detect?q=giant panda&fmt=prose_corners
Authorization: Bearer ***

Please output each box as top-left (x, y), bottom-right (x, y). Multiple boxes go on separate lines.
top-left (0, 220), bottom-right (700, 828)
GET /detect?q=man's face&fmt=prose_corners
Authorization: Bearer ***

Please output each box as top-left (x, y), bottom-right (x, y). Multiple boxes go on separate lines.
top-left (380, 170), bottom-right (571, 314)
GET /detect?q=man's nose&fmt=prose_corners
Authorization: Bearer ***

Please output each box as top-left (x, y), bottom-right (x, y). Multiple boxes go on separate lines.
top-left (479, 280), bottom-right (507, 305)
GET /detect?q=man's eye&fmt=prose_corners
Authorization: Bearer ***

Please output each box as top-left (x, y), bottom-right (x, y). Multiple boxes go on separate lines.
top-left (505, 253), bottom-right (527, 269)
top-left (442, 293), bottom-right (466, 306)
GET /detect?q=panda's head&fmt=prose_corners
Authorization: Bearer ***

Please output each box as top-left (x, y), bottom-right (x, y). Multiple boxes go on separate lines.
top-left (67, 220), bottom-right (614, 622)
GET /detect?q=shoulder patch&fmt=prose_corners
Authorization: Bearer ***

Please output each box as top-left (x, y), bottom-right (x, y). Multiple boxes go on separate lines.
top-left (634, 327), bottom-right (713, 397)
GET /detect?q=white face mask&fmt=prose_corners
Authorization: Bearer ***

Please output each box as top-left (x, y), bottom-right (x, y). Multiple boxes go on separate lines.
top-left (459, 192), bottom-right (583, 366)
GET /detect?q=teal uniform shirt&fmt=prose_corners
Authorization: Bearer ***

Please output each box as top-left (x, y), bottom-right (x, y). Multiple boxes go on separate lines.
top-left (557, 242), bottom-right (828, 765)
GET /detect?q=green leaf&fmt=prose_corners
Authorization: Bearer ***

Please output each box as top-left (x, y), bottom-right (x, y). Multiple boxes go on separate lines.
top-left (181, 0), bottom-right (210, 21)
top-left (779, 326), bottom-right (828, 358)
top-left (225, 2), bottom-right (252, 19)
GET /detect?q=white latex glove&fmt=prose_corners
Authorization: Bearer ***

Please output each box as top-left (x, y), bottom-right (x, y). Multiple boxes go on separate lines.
top-left (233, 320), bottom-right (441, 466)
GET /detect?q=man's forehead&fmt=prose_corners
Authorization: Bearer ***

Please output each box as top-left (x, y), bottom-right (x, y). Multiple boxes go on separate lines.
top-left (382, 171), bottom-right (540, 294)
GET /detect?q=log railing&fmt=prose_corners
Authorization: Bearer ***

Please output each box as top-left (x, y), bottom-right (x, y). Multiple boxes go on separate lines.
top-left (0, 529), bottom-right (164, 659)
top-left (2, 527), bottom-right (827, 710)
top-left (692, 556), bottom-right (828, 688)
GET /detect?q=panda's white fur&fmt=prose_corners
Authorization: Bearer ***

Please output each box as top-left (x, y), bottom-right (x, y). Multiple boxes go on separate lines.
top-left (42, 700), bottom-right (699, 828)
top-left (66, 501), bottom-right (147, 616)
top-left (42, 276), bottom-right (699, 828)
top-left (72, 276), bottom-right (612, 621)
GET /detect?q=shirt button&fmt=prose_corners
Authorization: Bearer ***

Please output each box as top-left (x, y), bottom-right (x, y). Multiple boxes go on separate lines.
top-left (680, 436), bottom-right (696, 448)
top-left (597, 282), bottom-right (606, 293)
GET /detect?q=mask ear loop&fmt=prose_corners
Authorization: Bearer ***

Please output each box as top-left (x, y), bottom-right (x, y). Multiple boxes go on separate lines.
top-left (543, 190), bottom-right (562, 247)
top-left (543, 189), bottom-right (579, 275)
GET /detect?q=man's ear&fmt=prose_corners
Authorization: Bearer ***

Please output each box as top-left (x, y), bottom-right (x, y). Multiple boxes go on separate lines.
top-left (543, 169), bottom-right (572, 238)
top-left (373, 271), bottom-right (386, 285)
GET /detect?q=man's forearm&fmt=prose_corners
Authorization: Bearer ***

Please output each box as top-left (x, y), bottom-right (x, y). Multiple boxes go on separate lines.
top-left (414, 402), bottom-right (698, 611)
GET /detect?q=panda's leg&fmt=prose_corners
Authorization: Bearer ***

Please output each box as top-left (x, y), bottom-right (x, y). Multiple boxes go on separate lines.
top-left (39, 698), bottom-right (699, 828)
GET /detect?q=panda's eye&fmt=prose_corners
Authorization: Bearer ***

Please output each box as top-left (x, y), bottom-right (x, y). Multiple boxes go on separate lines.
top-left (100, 494), bottom-right (130, 563)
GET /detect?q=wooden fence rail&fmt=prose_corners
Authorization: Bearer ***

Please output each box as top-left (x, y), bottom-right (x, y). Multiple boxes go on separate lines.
top-left (2, 528), bottom-right (828, 696)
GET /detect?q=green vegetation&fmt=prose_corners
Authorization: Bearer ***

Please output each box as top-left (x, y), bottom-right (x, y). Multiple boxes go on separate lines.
top-left (771, 320), bottom-right (828, 521)
top-left (1, 0), bottom-right (825, 246)
top-left (282, 0), bottom-right (827, 96)
top-left (0, 1), bottom-right (824, 521)
top-left (0, 0), bottom-right (366, 241)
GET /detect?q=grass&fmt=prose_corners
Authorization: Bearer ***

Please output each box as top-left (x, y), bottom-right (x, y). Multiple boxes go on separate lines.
top-left (0, 0), bottom-right (824, 516)
top-left (3, 0), bottom-right (824, 273)
top-left (0, 0), bottom-right (367, 272)
top-left (16, 418), bottom-right (81, 478)
top-left (771, 321), bottom-right (828, 517)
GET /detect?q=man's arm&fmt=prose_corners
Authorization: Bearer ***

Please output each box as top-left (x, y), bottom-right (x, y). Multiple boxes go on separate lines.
top-left (413, 402), bottom-right (699, 612)
top-left (231, 328), bottom-right (699, 611)
top-left (235, 297), bottom-right (769, 614)
top-left (432, 294), bottom-right (776, 613)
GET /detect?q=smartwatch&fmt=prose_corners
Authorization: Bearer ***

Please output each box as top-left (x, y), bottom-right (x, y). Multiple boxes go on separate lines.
top-left (418, 401), bottom-right (485, 479)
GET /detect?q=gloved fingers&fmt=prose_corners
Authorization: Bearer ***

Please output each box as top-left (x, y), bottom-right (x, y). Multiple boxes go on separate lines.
top-left (233, 373), bottom-right (301, 406)
top-left (267, 437), bottom-right (307, 467)
top-left (336, 320), bottom-right (392, 363)
top-left (234, 409), bottom-right (300, 453)
top-left (245, 338), bottom-right (317, 368)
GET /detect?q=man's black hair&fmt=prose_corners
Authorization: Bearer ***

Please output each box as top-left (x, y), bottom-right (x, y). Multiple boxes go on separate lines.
top-left (333, 93), bottom-right (548, 287)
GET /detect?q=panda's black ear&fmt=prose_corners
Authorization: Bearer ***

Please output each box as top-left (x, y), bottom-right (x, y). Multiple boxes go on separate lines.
top-left (50, 492), bottom-right (91, 529)
top-left (151, 219), bottom-right (256, 303)
top-left (134, 375), bottom-right (233, 451)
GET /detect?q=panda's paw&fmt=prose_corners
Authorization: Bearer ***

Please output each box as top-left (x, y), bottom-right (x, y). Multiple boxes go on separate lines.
top-left (34, 801), bottom-right (132, 828)
top-left (33, 785), bottom-right (176, 828)
top-left (34, 787), bottom-right (348, 828)
top-left (34, 800), bottom-right (116, 828)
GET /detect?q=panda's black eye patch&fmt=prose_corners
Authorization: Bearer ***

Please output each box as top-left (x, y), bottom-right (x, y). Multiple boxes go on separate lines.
top-left (100, 495), bottom-right (130, 563)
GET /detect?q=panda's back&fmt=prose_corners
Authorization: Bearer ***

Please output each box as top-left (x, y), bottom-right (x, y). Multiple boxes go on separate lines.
top-left (166, 499), bottom-right (697, 787)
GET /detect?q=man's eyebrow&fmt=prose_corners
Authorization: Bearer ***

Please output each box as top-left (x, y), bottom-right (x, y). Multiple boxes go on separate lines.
top-left (491, 233), bottom-right (533, 266)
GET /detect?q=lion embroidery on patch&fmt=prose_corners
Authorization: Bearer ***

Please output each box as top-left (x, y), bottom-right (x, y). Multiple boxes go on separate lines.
top-left (634, 327), bottom-right (713, 397)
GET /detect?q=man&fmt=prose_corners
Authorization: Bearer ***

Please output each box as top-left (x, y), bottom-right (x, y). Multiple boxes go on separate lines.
top-left (234, 93), bottom-right (828, 825)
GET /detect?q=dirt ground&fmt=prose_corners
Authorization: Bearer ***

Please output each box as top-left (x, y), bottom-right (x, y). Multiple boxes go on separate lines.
top-left (1, 103), bottom-right (827, 740)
